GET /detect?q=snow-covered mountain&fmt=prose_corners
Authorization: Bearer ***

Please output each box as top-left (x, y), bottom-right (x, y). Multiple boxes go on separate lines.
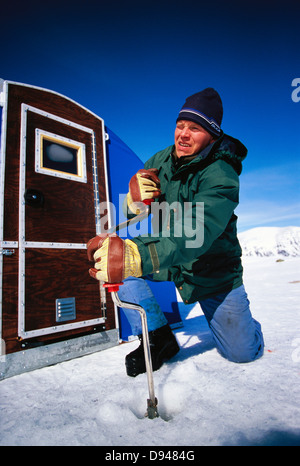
top-left (238, 226), bottom-right (300, 257)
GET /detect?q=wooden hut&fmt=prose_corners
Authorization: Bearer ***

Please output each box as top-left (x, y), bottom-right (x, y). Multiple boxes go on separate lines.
top-left (0, 80), bottom-right (182, 379)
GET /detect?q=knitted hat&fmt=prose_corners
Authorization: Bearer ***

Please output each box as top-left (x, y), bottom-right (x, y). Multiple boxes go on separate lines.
top-left (177, 88), bottom-right (223, 137)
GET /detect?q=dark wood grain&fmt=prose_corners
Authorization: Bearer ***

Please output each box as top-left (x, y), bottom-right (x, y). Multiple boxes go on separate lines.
top-left (2, 82), bottom-right (116, 354)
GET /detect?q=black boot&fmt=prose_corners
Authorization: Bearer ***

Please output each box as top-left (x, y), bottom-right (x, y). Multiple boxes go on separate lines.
top-left (125, 324), bottom-right (180, 377)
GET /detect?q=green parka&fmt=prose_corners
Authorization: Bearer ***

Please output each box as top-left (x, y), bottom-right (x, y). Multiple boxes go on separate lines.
top-left (130, 133), bottom-right (247, 303)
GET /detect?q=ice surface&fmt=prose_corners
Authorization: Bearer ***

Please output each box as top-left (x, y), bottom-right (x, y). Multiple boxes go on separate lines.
top-left (1, 256), bottom-right (300, 446)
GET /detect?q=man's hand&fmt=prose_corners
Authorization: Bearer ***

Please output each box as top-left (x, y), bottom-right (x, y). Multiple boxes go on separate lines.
top-left (87, 234), bottom-right (142, 283)
top-left (127, 168), bottom-right (161, 214)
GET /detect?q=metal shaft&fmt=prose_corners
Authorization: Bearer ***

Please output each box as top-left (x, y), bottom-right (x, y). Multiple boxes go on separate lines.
top-left (110, 291), bottom-right (158, 418)
top-left (107, 207), bottom-right (150, 234)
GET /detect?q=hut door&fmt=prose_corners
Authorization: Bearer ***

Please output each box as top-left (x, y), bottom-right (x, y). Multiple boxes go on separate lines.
top-left (18, 104), bottom-right (106, 339)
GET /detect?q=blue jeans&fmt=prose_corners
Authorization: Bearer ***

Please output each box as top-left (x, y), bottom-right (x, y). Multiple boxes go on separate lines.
top-left (118, 278), bottom-right (264, 363)
top-left (117, 277), bottom-right (168, 334)
top-left (199, 285), bottom-right (264, 362)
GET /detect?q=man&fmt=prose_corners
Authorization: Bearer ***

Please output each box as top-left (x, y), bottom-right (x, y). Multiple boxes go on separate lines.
top-left (87, 88), bottom-right (264, 377)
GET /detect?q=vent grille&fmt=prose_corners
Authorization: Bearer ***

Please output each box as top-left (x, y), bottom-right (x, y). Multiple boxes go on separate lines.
top-left (56, 297), bottom-right (76, 322)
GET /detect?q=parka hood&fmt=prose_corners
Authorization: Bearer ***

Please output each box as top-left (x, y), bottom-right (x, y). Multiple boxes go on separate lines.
top-left (210, 134), bottom-right (248, 175)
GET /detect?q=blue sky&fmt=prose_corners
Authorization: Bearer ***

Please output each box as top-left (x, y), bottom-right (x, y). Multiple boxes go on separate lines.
top-left (1, 0), bottom-right (299, 232)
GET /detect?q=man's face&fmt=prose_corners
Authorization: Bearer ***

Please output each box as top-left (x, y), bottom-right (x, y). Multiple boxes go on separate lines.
top-left (174, 120), bottom-right (214, 158)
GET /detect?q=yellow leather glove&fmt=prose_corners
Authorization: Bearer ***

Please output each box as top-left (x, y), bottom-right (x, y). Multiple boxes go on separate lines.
top-left (127, 168), bottom-right (161, 214)
top-left (87, 234), bottom-right (142, 283)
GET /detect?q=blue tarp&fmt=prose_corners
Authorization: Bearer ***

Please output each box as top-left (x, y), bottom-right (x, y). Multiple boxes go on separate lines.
top-left (105, 127), bottom-right (182, 340)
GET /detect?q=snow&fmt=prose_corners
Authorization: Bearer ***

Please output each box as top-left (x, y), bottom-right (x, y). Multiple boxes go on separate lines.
top-left (1, 256), bottom-right (300, 446)
top-left (238, 226), bottom-right (300, 257)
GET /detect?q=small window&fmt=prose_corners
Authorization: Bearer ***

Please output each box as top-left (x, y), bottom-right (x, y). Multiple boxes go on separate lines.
top-left (35, 129), bottom-right (87, 183)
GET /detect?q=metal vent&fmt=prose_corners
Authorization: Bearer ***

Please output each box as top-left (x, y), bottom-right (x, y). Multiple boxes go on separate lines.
top-left (56, 297), bottom-right (76, 322)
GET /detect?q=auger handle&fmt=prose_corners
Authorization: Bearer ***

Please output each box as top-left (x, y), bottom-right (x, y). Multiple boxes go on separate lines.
top-left (103, 281), bottom-right (158, 419)
top-left (143, 198), bottom-right (153, 206)
top-left (103, 282), bottom-right (123, 292)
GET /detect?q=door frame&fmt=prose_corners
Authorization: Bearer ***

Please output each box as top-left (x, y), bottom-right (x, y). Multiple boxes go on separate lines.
top-left (0, 80), bottom-right (116, 348)
top-left (18, 102), bottom-right (108, 339)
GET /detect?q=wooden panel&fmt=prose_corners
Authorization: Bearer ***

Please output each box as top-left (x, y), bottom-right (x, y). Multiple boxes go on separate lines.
top-left (2, 248), bottom-right (116, 354)
top-left (1, 82), bottom-right (116, 354)
top-left (24, 248), bottom-right (102, 331)
top-left (25, 111), bottom-right (96, 243)
top-left (3, 83), bottom-right (107, 241)
top-left (1, 251), bottom-right (19, 353)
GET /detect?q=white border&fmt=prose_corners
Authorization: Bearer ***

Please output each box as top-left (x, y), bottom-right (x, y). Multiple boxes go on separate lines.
top-left (18, 103), bottom-right (103, 339)
top-left (35, 128), bottom-right (87, 183)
